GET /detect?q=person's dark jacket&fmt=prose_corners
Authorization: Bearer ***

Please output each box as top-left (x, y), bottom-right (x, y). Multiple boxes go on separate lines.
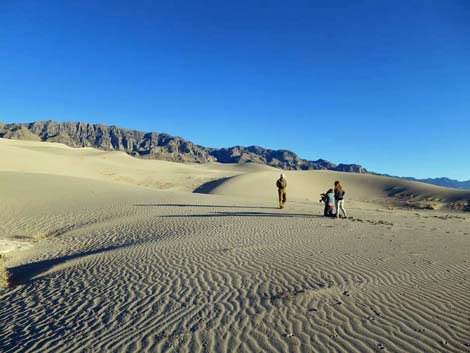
top-left (335, 189), bottom-right (345, 200)
top-left (276, 178), bottom-right (287, 189)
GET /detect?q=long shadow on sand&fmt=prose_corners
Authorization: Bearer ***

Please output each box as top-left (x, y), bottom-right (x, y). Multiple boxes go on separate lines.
top-left (192, 176), bottom-right (235, 194)
top-left (8, 244), bottom-right (129, 286)
top-left (161, 211), bottom-right (323, 219)
top-left (134, 203), bottom-right (278, 210)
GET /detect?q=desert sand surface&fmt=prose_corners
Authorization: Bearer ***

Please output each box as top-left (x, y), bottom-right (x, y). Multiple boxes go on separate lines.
top-left (1, 138), bottom-right (470, 353)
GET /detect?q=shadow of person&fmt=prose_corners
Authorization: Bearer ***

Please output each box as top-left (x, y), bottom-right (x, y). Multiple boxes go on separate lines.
top-left (133, 203), bottom-right (278, 210)
top-left (161, 211), bottom-right (322, 219)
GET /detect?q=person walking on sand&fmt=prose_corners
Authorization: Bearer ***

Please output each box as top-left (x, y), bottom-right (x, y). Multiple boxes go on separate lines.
top-left (276, 173), bottom-right (287, 209)
top-left (334, 181), bottom-right (348, 219)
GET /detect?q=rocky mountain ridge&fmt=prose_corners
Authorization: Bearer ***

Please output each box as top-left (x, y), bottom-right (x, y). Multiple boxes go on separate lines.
top-left (0, 121), bottom-right (367, 172)
top-left (403, 177), bottom-right (470, 190)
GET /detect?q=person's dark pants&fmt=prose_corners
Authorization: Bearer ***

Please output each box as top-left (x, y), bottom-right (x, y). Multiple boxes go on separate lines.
top-left (278, 189), bottom-right (287, 208)
top-left (325, 205), bottom-right (335, 217)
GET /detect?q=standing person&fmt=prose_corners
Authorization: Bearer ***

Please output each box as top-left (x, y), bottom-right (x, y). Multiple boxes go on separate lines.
top-left (334, 181), bottom-right (348, 219)
top-left (276, 173), bottom-right (287, 209)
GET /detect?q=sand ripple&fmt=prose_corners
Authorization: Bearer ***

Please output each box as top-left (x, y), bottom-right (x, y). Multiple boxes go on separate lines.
top-left (1, 198), bottom-right (469, 353)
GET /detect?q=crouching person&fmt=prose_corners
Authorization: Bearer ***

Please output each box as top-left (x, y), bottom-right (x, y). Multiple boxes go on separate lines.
top-left (320, 189), bottom-right (336, 217)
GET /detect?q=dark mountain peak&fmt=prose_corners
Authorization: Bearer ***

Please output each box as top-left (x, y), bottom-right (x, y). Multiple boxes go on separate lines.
top-left (334, 164), bottom-right (368, 173)
top-left (404, 176), bottom-right (470, 190)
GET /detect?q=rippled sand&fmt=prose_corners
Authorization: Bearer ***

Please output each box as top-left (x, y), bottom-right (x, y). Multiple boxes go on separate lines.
top-left (1, 139), bottom-right (469, 353)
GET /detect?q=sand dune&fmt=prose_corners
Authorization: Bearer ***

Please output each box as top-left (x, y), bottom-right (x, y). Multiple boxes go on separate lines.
top-left (2, 138), bottom-right (469, 210)
top-left (1, 139), bottom-right (470, 353)
top-left (0, 138), bottom-right (270, 193)
top-left (204, 169), bottom-right (470, 211)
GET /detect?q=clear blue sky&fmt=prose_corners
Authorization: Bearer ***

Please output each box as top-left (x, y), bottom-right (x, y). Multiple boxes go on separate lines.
top-left (1, 0), bottom-right (469, 180)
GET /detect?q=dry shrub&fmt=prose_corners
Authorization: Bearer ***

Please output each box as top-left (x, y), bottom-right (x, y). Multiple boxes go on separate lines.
top-left (464, 201), bottom-right (470, 212)
top-left (403, 200), bottom-right (437, 210)
top-left (0, 263), bottom-right (11, 288)
top-left (448, 201), bottom-right (470, 212)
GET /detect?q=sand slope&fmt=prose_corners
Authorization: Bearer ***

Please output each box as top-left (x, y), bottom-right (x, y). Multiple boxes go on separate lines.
top-left (203, 170), bottom-right (470, 210)
top-left (1, 139), bottom-right (470, 353)
top-left (0, 138), bottom-right (270, 192)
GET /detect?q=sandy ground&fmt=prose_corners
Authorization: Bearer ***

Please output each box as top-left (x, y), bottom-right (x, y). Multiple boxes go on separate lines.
top-left (1, 139), bottom-right (470, 353)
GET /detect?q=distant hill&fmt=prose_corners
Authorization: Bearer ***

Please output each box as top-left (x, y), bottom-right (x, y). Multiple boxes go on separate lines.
top-left (0, 121), bottom-right (367, 173)
top-left (403, 177), bottom-right (470, 190)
